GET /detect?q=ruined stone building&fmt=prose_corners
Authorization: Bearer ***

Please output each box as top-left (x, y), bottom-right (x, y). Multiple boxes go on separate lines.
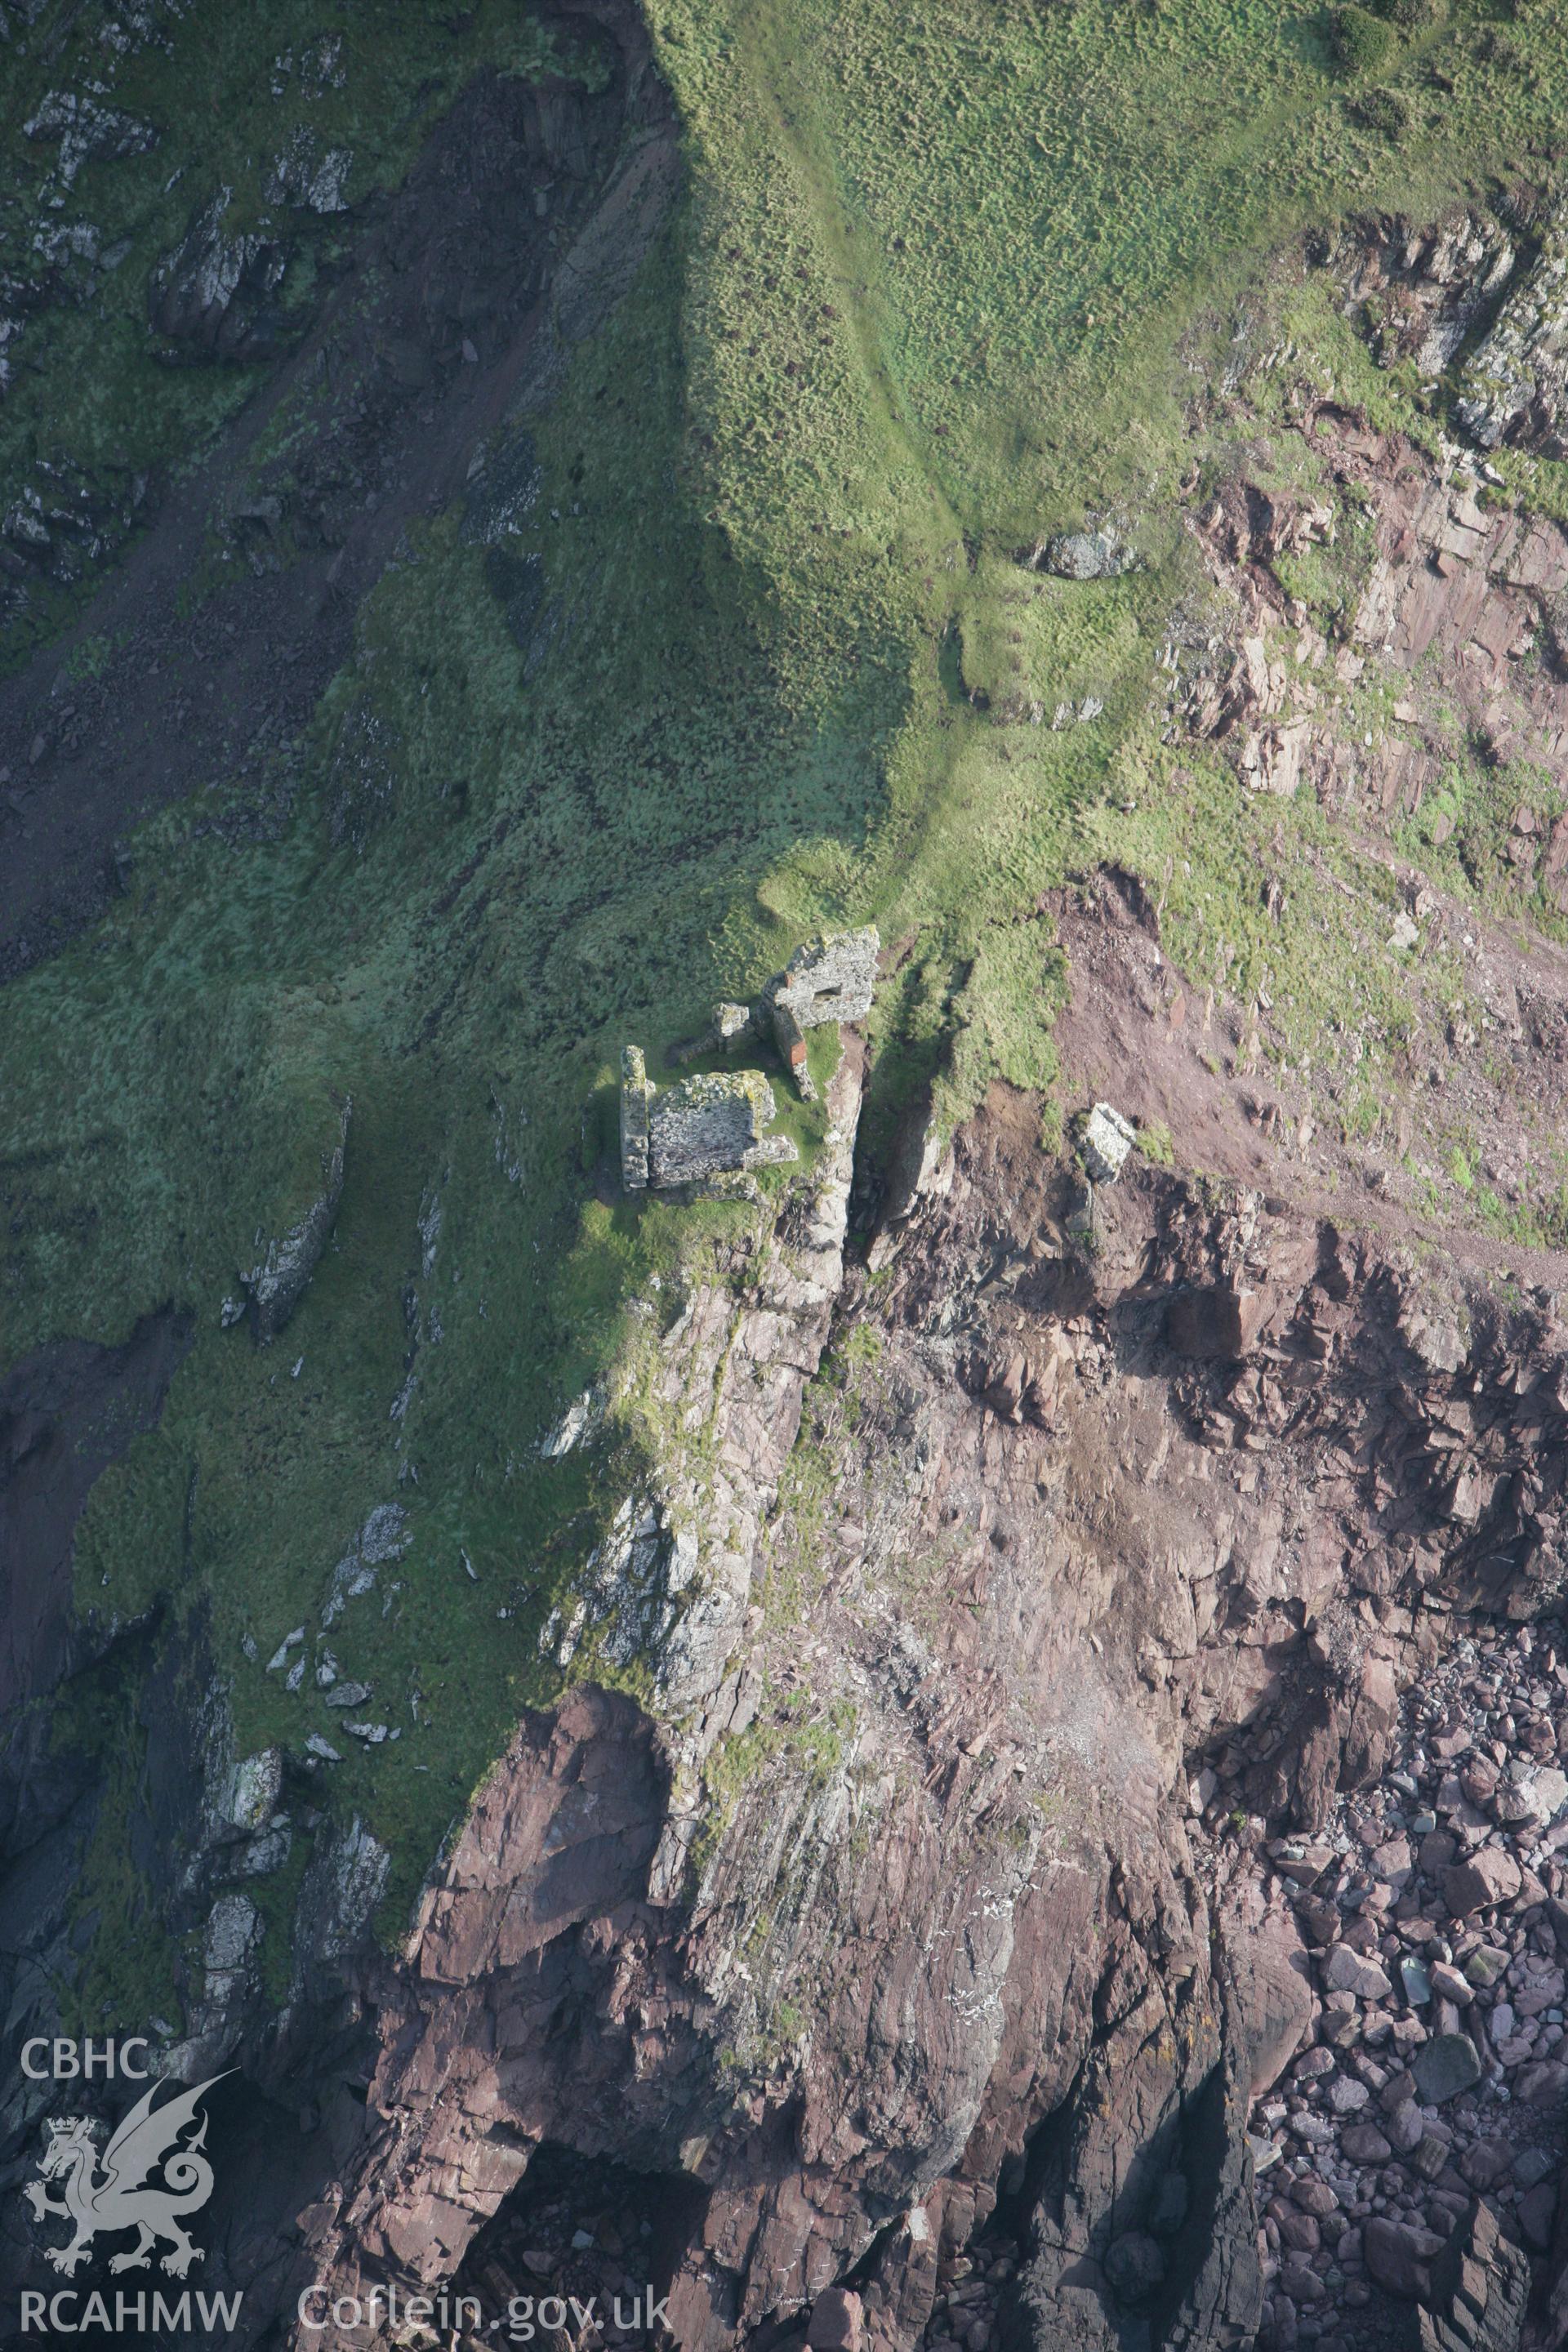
top-left (764, 926), bottom-right (879, 1102)
top-left (621, 926), bottom-right (879, 1192)
top-left (621, 1058), bottom-right (797, 1193)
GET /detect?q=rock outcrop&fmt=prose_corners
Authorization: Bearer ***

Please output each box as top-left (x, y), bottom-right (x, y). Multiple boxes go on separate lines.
top-left (1458, 198), bottom-right (1568, 457)
top-left (149, 188), bottom-right (292, 363)
top-left (1022, 520), bottom-right (1138, 581)
top-left (261, 976), bottom-right (1568, 2352)
top-left (1333, 208), bottom-right (1517, 380)
top-left (20, 185), bottom-right (1568, 2352)
top-left (23, 88), bottom-right (158, 185)
top-left (288, 1046), bottom-right (870, 2340)
top-left (211, 633), bottom-right (1568, 2338)
top-left (238, 1094), bottom-right (350, 1341)
top-left (265, 126), bottom-right (353, 214)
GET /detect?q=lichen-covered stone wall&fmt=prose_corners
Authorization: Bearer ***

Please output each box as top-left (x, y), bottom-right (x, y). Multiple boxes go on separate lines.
top-left (621, 1044), bottom-right (651, 1191)
top-left (768, 925), bottom-right (879, 1032)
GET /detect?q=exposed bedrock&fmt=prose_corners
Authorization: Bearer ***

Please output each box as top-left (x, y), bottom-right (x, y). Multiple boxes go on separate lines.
top-left (239, 1093), bottom-right (351, 1342)
top-left (272, 979), bottom-right (1568, 2352)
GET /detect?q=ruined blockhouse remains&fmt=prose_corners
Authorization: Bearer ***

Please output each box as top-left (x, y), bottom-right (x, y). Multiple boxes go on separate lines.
top-left (621, 928), bottom-right (879, 1192)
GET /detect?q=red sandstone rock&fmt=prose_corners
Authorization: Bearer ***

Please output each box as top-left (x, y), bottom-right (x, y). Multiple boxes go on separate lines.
top-left (806, 2287), bottom-right (864, 2352)
top-left (1442, 1848), bottom-right (1523, 1915)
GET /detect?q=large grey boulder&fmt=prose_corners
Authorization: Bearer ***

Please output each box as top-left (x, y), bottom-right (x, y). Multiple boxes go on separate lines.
top-left (294, 1814), bottom-right (389, 1970)
top-left (1024, 521), bottom-right (1138, 580)
top-left (1080, 1102), bottom-right (1135, 1183)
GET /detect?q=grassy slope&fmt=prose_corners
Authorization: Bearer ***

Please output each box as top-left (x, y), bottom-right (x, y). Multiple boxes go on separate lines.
top-left (3, 0), bottom-right (1567, 2020)
top-left (0, 0), bottom-right (596, 662)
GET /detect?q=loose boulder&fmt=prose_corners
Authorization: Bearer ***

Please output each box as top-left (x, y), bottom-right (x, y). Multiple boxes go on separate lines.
top-left (1442, 1848), bottom-right (1523, 1914)
top-left (1363, 2216), bottom-right (1444, 2301)
top-left (1411, 2033), bottom-right (1483, 2106)
top-left (1024, 521), bottom-right (1138, 580)
top-left (805, 2288), bottom-right (863, 2352)
top-left (1167, 1285), bottom-right (1269, 1361)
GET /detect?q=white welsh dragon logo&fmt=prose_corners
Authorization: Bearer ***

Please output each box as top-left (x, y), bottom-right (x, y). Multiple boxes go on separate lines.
top-left (24, 2074), bottom-right (228, 2278)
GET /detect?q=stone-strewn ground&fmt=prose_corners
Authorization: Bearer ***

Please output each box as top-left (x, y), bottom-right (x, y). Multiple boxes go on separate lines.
top-left (1237, 1625), bottom-right (1568, 2350)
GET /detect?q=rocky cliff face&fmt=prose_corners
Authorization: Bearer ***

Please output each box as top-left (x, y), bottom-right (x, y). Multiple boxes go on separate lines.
top-left (248, 212), bottom-right (1568, 2352)
top-left (273, 990), bottom-right (1568, 2352)
top-left (15, 176), bottom-right (1568, 2352)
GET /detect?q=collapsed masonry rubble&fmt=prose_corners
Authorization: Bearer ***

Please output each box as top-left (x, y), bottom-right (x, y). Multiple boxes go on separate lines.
top-left (622, 927), bottom-right (878, 1191)
top-left (620, 1058), bottom-right (797, 1193)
